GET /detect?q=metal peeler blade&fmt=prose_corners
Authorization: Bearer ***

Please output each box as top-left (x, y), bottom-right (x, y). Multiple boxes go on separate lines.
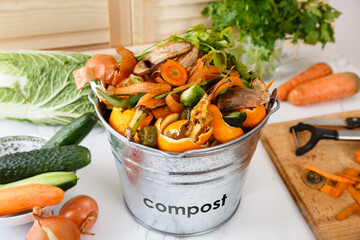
top-left (289, 122), bottom-right (360, 156)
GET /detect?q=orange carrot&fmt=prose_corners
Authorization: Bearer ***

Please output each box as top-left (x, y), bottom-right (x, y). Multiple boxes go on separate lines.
top-left (151, 106), bottom-right (174, 119)
top-left (165, 93), bottom-right (184, 113)
top-left (136, 93), bottom-right (156, 107)
top-left (355, 150), bottom-right (360, 164)
top-left (230, 70), bottom-right (240, 78)
top-left (320, 184), bottom-right (339, 197)
top-left (344, 168), bottom-right (360, 176)
top-left (73, 54), bottom-right (118, 90)
top-left (338, 173), bottom-right (360, 183)
top-left (334, 181), bottom-right (348, 197)
top-left (115, 46), bottom-right (138, 83)
top-left (202, 65), bottom-right (222, 81)
top-left (210, 75), bottom-right (243, 98)
top-left (277, 62), bottom-right (332, 101)
top-left (0, 184), bottom-right (64, 216)
top-left (304, 164), bottom-right (356, 184)
top-left (187, 59), bottom-right (204, 83)
top-left (230, 76), bottom-right (244, 88)
top-left (347, 185), bottom-right (360, 204)
top-left (141, 98), bottom-right (166, 109)
top-left (173, 80), bottom-right (200, 91)
top-left (154, 76), bottom-right (167, 84)
top-left (264, 79), bottom-right (274, 91)
top-left (161, 59), bottom-right (188, 86)
top-left (113, 82), bottom-right (171, 95)
top-left (288, 72), bottom-right (360, 106)
top-left (336, 202), bottom-right (360, 221)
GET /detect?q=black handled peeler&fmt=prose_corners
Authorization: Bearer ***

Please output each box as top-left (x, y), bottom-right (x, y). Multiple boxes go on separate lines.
top-left (289, 122), bottom-right (360, 156)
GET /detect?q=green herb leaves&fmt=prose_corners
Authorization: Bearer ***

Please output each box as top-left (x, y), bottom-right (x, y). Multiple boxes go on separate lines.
top-left (202, 0), bottom-right (341, 74)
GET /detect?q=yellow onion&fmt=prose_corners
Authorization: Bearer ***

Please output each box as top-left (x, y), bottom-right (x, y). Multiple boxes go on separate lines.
top-left (59, 195), bottom-right (99, 235)
top-left (26, 206), bottom-right (80, 240)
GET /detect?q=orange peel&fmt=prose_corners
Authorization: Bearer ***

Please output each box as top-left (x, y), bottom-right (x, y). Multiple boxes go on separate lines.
top-left (155, 113), bottom-right (213, 153)
top-left (109, 108), bottom-right (153, 136)
top-left (208, 104), bottom-right (244, 143)
top-left (239, 105), bottom-right (266, 129)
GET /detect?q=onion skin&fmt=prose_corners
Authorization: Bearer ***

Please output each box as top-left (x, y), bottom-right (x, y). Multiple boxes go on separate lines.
top-left (26, 207), bottom-right (80, 240)
top-left (59, 195), bottom-right (99, 235)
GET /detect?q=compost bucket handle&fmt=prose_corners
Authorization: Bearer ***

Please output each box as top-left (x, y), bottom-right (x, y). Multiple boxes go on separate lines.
top-left (88, 90), bottom-right (97, 105)
top-left (266, 88), bottom-right (280, 117)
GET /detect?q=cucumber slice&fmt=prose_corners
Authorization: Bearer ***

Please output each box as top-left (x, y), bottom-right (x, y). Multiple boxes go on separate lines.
top-left (223, 112), bottom-right (247, 127)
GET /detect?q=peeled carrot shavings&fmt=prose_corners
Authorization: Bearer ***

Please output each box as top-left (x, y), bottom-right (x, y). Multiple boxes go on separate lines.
top-left (336, 202), bottom-right (360, 221)
top-left (355, 150), bottom-right (360, 164)
top-left (113, 82), bottom-right (171, 95)
top-left (304, 164), bottom-right (360, 221)
top-left (304, 164), bottom-right (356, 184)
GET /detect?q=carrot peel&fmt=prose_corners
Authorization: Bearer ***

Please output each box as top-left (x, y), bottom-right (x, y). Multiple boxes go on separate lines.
top-left (348, 185), bottom-right (360, 204)
top-left (336, 202), bottom-right (360, 221)
top-left (304, 164), bottom-right (356, 184)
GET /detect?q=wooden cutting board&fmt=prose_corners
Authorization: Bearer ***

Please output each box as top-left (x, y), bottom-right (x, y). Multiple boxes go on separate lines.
top-left (260, 110), bottom-right (360, 240)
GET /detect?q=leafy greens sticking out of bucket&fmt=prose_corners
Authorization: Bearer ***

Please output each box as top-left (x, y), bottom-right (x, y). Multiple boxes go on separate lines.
top-left (73, 24), bottom-right (273, 152)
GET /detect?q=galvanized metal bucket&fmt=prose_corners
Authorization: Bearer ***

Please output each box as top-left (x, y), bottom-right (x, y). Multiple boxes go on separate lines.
top-left (89, 90), bottom-right (279, 236)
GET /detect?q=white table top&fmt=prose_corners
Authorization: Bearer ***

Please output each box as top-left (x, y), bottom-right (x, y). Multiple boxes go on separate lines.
top-left (0, 43), bottom-right (359, 240)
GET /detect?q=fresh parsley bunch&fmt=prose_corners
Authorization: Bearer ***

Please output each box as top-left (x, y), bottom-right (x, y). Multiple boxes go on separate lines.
top-left (202, 0), bottom-right (341, 75)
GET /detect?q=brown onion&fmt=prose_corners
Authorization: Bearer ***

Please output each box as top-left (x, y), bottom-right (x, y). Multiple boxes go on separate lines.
top-left (26, 206), bottom-right (80, 240)
top-left (59, 195), bottom-right (99, 235)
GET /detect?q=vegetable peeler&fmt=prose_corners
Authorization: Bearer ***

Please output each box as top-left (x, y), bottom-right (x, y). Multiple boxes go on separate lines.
top-left (289, 122), bottom-right (360, 156)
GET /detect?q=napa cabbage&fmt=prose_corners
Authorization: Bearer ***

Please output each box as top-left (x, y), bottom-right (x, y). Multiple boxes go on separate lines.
top-left (0, 51), bottom-right (93, 125)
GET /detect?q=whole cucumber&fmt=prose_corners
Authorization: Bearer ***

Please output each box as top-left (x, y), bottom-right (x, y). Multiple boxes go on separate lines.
top-left (0, 145), bottom-right (91, 184)
top-left (42, 112), bottom-right (98, 149)
top-left (0, 172), bottom-right (78, 191)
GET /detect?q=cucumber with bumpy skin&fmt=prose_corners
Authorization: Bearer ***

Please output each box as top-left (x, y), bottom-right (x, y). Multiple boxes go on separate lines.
top-left (42, 112), bottom-right (98, 149)
top-left (0, 172), bottom-right (78, 191)
top-left (0, 145), bottom-right (91, 184)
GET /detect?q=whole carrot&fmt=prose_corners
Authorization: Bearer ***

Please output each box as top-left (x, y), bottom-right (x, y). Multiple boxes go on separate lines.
top-left (277, 62), bottom-right (333, 101)
top-left (0, 184), bottom-right (64, 216)
top-left (288, 72), bottom-right (360, 106)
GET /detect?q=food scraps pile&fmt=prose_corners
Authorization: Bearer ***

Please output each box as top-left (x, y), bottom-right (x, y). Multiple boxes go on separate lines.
top-left (304, 151), bottom-right (360, 221)
top-left (73, 25), bottom-right (273, 153)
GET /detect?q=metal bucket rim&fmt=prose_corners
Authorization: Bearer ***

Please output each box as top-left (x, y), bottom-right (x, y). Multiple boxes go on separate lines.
top-left (89, 90), bottom-right (280, 158)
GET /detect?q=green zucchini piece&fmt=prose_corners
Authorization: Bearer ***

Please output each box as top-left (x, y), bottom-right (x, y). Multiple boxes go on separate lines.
top-left (0, 172), bottom-right (78, 191)
top-left (223, 112), bottom-right (247, 128)
top-left (0, 145), bottom-right (91, 184)
top-left (42, 112), bottom-right (98, 149)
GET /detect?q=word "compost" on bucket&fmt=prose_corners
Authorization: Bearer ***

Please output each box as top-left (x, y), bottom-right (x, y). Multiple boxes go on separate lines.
top-left (143, 194), bottom-right (228, 218)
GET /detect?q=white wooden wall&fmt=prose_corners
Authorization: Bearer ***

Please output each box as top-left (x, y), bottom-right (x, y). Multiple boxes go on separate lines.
top-left (0, 0), bottom-right (216, 51)
top-left (0, 0), bottom-right (109, 51)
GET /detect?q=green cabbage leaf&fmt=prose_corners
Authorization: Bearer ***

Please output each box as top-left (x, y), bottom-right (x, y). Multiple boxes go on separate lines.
top-left (0, 51), bottom-right (93, 125)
